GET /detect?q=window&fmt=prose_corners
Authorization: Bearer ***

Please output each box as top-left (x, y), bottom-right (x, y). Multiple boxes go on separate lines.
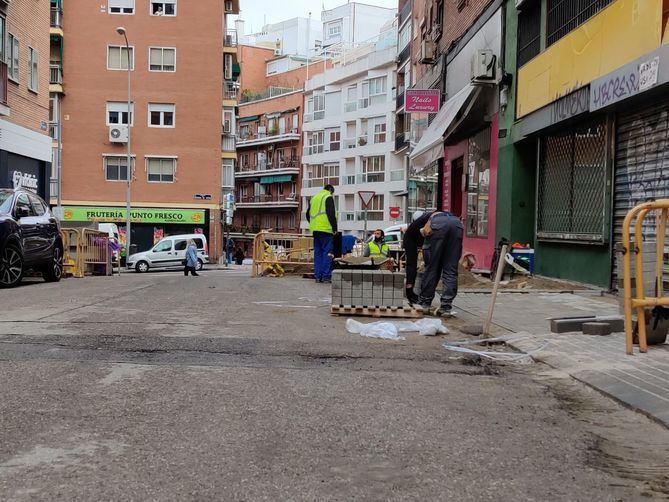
top-left (154, 240), bottom-right (172, 252)
top-left (329, 130), bottom-right (341, 151)
top-left (151, 0), bottom-right (176, 15)
top-left (305, 163), bottom-right (339, 188)
top-left (15, 194), bottom-right (34, 217)
top-left (373, 122), bottom-right (386, 144)
top-left (0, 17), bottom-right (5, 64)
top-left (174, 240), bottom-right (188, 251)
top-left (398, 22), bottom-right (411, 51)
top-left (223, 110), bottom-right (234, 134)
top-left (547, 0), bottom-right (614, 46)
top-left (327, 21), bottom-right (342, 37)
top-left (29, 195), bottom-right (46, 216)
top-left (108, 45), bottom-right (134, 70)
top-left (465, 128), bottom-right (491, 238)
top-left (368, 77), bottom-right (387, 105)
top-left (537, 119), bottom-right (608, 241)
top-left (28, 47), bottom-right (38, 92)
top-left (107, 102), bottom-right (134, 126)
top-left (359, 194), bottom-right (384, 221)
top-left (306, 131), bottom-right (324, 155)
top-left (222, 159), bottom-right (234, 187)
top-left (224, 53), bottom-right (233, 80)
top-left (147, 157), bottom-right (176, 183)
top-left (148, 103), bottom-right (175, 127)
top-left (108, 0), bottom-right (135, 14)
top-left (8, 34), bottom-right (18, 82)
top-left (361, 156), bottom-right (385, 183)
top-left (312, 92), bottom-right (325, 120)
top-left (149, 47), bottom-right (175, 71)
top-left (104, 156), bottom-right (131, 181)
top-left (266, 60), bottom-right (278, 76)
top-left (517, 0), bottom-right (541, 67)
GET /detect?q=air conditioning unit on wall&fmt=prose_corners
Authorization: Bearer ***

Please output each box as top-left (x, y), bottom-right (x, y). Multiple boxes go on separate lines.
top-left (109, 125), bottom-right (128, 143)
top-left (471, 49), bottom-right (496, 81)
top-left (420, 40), bottom-right (436, 65)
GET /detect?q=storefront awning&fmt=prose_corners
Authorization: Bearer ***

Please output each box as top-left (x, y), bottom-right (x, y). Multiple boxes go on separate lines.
top-left (260, 174), bottom-right (293, 184)
top-left (238, 115), bottom-right (259, 123)
top-left (409, 84), bottom-right (482, 173)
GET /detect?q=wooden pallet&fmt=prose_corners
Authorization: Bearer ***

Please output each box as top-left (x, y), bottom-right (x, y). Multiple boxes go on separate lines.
top-left (330, 305), bottom-right (424, 318)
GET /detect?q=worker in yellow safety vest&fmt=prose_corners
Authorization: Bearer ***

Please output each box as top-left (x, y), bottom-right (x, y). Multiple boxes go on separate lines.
top-left (306, 184), bottom-right (337, 283)
top-left (365, 229), bottom-right (390, 260)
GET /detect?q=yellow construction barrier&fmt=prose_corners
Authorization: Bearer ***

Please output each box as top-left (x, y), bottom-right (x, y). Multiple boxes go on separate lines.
top-left (59, 228), bottom-right (113, 278)
top-left (60, 228), bottom-right (81, 278)
top-left (621, 200), bottom-right (669, 354)
top-left (251, 231), bottom-right (313, 277)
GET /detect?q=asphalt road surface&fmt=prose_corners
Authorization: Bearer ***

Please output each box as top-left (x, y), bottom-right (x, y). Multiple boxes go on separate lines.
top-left (1, 269), bottom-right (668, 501)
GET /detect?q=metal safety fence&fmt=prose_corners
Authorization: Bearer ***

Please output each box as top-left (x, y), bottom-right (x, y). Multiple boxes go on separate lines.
top-left (252, 231), bottom-right (313, 277)
top-left (621, 200), bottom-right (669, 354)
top-left (60, 228), bottom-right (116, 278)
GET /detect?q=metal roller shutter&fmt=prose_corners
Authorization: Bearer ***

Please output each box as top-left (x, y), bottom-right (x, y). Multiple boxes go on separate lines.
top-left (613, 102), bottom-right (669, 290)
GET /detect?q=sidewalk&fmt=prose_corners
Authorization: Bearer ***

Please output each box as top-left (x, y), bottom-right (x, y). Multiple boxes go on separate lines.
top-left (454, 292), bottom-right (669, 428)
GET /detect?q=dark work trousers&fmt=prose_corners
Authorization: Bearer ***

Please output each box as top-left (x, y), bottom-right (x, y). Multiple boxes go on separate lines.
top-left (313, 231), bottom-right (334, 281)
top-left (184, 266), bottom-right (198, 276)
top-left (404, 237), bottom-right (419, 287)
top-left (418, 213), bottom-right (464, 310)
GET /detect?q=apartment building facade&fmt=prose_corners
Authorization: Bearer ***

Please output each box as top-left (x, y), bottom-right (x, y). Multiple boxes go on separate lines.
top-left (499, 0), bottom-right (669, 288)
top-left (0, 0), bottom-right (51, 200)
top-left (321, 2), bottom-right (397, 49)
top-left (54, 0), bottom-right (239, 260)
top-left (230, 45), bottom-right (329, 251)
top-left (301, 41), bottom-right (404, 238)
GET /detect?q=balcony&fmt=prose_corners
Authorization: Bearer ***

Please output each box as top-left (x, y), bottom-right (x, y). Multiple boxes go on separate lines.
top-left (221, 135), bottom-right (235, 152)
top-left (398, 0), bottom-right (411, 27)
top-left (235, 194), bottom-right (299, 208)
top-left (397, 44), bottom-right (411, 65)
top-left (0, 62), bottom-right (7, 107)
top-left (223, 81), bottom-right (238, 101)
top-left (394, 132), bottom-right (408, 152)
top-left (50, 64), bottom-right (63, 85)
top-left (240, 86), bottom-right (298, 104)
top-left (236, 129), bottom-right (300, 148)
top-left (224, 0), bottom-right (240, 14)
top-left (224, 29), bottom-right (238, 49)
top-left (50, 8), bottom-right (63, 37)
top-left (343, 138), bottom-right (356, 149)
top-left (235, 158), bottom-right (301, 178)
top-left (395, 85), bottom-right (405, 109)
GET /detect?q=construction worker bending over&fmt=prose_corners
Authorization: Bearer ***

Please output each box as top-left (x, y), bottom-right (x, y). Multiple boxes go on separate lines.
top-left (404, 211), bottom-right (463, 318)
top-left (306, 184), bottom-right (337, 283)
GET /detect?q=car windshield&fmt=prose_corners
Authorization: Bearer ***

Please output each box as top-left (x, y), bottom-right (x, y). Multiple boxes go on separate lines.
top-left (0, 191), bottom-right (13, 214)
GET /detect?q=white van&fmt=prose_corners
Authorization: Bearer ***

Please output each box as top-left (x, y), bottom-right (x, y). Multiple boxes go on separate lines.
top-left (365, 224), bottom-right (407, 252)
top-left (127, 234), bottom-right (209, 273)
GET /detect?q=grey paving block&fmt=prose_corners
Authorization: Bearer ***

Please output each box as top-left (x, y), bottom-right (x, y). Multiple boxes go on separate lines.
top-left (582, 322), bottom-right (612, 336)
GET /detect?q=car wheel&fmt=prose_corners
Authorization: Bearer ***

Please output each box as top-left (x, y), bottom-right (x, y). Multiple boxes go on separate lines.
top-left (0, 243), bottom-right (24, 288)
top-left (136, 261), bottom-right (150, 273)
top-left (196, 259), bottom-right (203, 271)
top-left (43, 245), bottom-right (63, 282)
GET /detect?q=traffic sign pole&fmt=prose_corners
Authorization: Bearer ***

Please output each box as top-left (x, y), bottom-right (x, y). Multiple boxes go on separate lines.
top-left (357, 190), bottom-right (376, 241)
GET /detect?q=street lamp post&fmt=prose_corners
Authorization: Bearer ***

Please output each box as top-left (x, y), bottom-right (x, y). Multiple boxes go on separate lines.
top-left (116, 27), bottom-right (132, 269)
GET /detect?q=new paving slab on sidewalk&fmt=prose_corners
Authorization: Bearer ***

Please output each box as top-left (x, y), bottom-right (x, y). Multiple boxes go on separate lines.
top-left (454, 292), bottom-right (669, 427)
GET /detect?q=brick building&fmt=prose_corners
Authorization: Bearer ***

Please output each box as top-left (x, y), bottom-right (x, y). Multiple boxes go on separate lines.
top-left (0, 0), bottom-right (52, 200)
top-left (53, 0), bottom-right (240, 261)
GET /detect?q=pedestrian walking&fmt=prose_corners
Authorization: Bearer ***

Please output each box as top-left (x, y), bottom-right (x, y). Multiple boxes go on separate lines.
top-left (403, 211), bottom-right (463, 317)
top-left (306, 184), bottom-right (337, 283)
top-left (226, 237), bottom-right (235, 265)
top-left (184, 239), bottom-right (200, 277)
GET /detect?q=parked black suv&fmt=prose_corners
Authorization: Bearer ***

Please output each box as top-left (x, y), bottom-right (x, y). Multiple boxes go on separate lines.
top-left (0, 189), bottom-right (63, 287)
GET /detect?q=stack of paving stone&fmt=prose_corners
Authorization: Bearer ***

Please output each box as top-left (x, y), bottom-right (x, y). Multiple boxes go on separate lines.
top-left (331, 269), bottom-right (405, 308)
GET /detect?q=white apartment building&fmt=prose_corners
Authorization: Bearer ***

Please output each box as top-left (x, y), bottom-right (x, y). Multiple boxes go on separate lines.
top-left (237, 17), bottom-right (323, 57)
top-left (321, 2), bottom-right (397, 49)
top-left (300, 44), bottom-right (405, 238)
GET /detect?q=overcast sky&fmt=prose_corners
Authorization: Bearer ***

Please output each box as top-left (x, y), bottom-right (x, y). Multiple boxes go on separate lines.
top-left (236, 0), bottom-right (398, 34)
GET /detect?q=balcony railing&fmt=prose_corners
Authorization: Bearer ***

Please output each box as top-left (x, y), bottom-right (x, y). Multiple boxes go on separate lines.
top-left (48, 122), bottom-right (59, 140)
top-left (398, 0), bottom-right (411, 26)
top-left (236, 128), bottom-right (300, 145)
top-left (236, 158), bottom-right (300, 173)
top-left (394, 133), bottom-right (408, 152)
top-left (303, 145), bottom-right (324, 156)
top-left (0, 62), bottom-right (7, 106)
top-left (237, 194), bottom-right (299, 204)
top-left (50, 8), bottom-right (62, 29)
top-left (357, 211), bottom-right (384, 221)
top-left (224, 81), bottom-right (238, 100)
top-left (222, 135), bottom-right (235, 152)
top-left (240, 86), bottom-right (297, 104)
top-left (50, 64), bottom-right (63, 85)
top-left (390, 169), bottom-right (405, 181)
top-left (224, 29), bottom-right (238, 48)
top-left (343, 138), bottom-right (356, 149)
top-left (340, 211), bottom-right (355, 222)
top-left (395, 86), bottom-right (405, 109)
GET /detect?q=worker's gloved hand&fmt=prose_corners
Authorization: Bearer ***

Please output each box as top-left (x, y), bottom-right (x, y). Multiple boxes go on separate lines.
top-left (405, 287), bottom-right (419, 305)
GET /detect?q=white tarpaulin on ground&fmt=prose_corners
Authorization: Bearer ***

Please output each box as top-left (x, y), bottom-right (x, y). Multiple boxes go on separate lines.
top-left (409, 84), bottom-right (481, 173)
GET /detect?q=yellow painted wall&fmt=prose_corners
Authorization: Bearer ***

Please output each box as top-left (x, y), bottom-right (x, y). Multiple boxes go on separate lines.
top-left (517, 0), bottom-right (663, 118)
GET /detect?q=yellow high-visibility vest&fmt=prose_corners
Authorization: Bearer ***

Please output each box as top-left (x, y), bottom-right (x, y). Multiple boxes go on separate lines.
top-left (309, 189), bottom-right (334, 233)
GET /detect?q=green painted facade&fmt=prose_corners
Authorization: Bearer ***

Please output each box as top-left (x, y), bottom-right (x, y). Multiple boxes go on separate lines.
top-left (496, 1), bottom-right (612, 288)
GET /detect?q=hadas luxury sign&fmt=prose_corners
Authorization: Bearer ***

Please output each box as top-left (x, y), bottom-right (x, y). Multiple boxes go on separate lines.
top-left (404, 89), bottom-right (441, 113)
top-left (61, 206), bottom-right (205, 224)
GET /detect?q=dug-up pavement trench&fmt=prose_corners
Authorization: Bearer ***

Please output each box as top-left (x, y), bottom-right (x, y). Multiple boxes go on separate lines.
top-left (0, 269), bottom-right (668, 500)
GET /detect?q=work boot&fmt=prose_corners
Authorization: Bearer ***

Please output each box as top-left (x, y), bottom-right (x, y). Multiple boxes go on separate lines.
top-left (433, 307), bottom-right (453, 318)
top-left (406, 287), bottom-right (419, 305)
